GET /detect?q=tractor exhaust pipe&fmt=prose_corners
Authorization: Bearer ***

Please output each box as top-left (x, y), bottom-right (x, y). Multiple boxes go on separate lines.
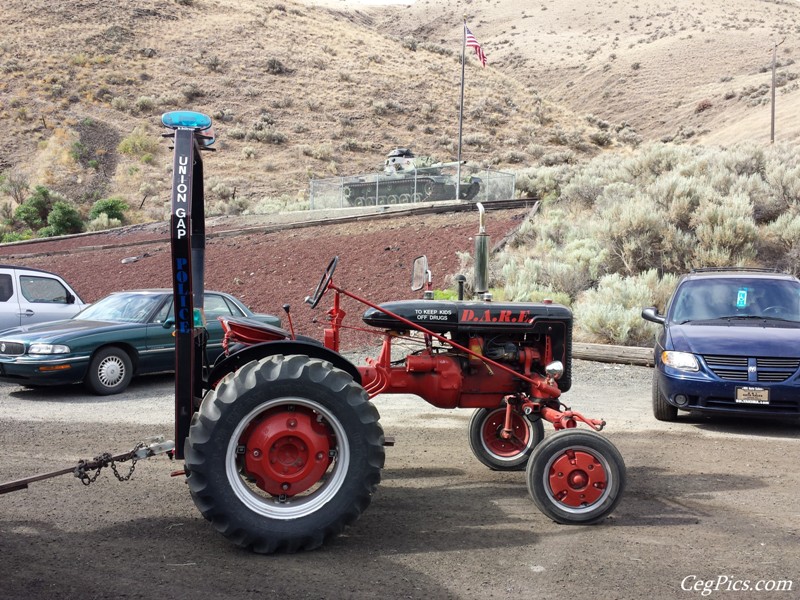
top-left (473, 203), bottom-right (489, 300)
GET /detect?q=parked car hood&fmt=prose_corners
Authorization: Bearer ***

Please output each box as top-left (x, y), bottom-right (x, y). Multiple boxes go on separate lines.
top-left (0, 319), bottom-right (143, 342)
top-left (667, 322), bottom-right (800, 356)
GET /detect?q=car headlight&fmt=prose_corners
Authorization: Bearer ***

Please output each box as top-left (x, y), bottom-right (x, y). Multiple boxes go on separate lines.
top-left (661, 350), bottom-right (699, 372)
top-left (28, 343), bottom-right (71, 355)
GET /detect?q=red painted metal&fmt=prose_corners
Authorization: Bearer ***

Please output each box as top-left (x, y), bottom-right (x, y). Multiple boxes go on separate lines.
top-left (538, 405), bottom-right (605, 431)
top-left (482, 407), bottom-right (530, 455)
top-left (220, 276), bottom-right (588, 423)
top-left (325, 283), bottom-right (562, 401)
top-left (547, 449), bottom-right (607, 507)
top-left (219, 317), bottom-right (288, 346)
top-left (359, 351), bottom-right (464, 408)
top-left (241, 407), bottom-right (332, 496)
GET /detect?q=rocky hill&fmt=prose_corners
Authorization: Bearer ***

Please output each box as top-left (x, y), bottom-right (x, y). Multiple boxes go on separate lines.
top-left (1, 0), bottom-right (599, 223)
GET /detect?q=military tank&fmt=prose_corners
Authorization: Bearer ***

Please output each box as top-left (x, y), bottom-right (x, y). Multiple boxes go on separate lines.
top-left (341, 148), bottom-right (481, 206)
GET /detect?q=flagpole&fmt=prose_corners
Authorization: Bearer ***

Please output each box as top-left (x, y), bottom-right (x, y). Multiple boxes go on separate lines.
top-left (456, 18), bottom-right (466, 202)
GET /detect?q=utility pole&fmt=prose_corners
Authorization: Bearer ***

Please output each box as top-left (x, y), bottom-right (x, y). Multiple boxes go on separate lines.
top-left (771, 38), bottom-right (786, 144)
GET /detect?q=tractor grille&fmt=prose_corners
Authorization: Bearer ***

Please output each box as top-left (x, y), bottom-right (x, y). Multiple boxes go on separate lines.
top-left (703, 355), bottom-right (800, 383)
top-left (0, 341), bottom-right (25, 356)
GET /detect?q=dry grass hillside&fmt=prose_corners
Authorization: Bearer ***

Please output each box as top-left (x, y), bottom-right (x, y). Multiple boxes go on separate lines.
top-left (4, 0), bottom-right (799, 225)
top-left (0, 0), bottom-right (612, 223)
top-left (375, 0), bottom-right (800, 146)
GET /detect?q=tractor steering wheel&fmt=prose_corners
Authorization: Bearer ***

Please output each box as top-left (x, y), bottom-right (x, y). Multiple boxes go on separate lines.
top-left (306, 256), bottom-right (339, 308)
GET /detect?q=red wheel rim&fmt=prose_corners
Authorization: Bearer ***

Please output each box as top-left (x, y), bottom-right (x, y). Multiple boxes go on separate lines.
top-left (547, 449), bottom-right (608, 508)
top-left (241, 407), bottom-right (333, 496)
top-left (481, 408), bottom-right (531, 458)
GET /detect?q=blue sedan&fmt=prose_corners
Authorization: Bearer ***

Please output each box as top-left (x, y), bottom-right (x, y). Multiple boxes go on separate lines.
top-left (642, 268), bottom-right (800, 422)
top-left (0, 289), bottom-right (280, 395)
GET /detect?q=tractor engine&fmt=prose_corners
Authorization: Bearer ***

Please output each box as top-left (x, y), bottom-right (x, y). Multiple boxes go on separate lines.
top-left (359, 299), bottom-right (572, 409)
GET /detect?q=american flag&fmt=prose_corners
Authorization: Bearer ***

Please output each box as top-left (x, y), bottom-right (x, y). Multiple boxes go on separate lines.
top-left (465, 25), bottom-right (487, 67)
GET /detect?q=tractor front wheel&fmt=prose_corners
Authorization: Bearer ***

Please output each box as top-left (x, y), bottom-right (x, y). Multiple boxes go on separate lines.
top-left (468, 407), bottom-right (544, 471)
top-left (184, 354), bottom-right (384, 553)
top-left (526, 429), bottom-right (625, 524)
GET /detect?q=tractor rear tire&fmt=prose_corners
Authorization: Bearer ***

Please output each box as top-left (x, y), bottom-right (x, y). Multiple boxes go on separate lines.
top-left (184, 354), bottom-right (384, 553)
top-left (526, 429), bottom-right (625, 525)
top-left (468, 407), bottom-right (544, 471)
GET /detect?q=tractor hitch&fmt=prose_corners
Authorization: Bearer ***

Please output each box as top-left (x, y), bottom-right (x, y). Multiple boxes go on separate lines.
top-left (0, 436), bottom-right (175, 495)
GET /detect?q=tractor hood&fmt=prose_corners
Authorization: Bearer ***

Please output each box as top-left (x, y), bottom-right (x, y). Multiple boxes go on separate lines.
top-left (363, 300), bottom-right (572, 334)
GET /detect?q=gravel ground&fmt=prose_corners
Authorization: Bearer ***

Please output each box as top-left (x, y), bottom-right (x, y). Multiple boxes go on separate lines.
top-left (1, 358), bottom-right (799, 600)
top-left (1, 207), bottom-right (798, 599)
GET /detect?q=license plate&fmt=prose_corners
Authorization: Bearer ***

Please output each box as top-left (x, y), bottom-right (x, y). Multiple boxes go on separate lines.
top-left (735, 386), bottom-right (769, 404)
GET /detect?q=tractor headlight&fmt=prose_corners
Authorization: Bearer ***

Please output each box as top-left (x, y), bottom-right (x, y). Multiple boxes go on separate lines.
top-left (28, 343), bottom-right (71, 355)
top-left (545, 360), bottom-right (564, 380)
top-left (661, 351), bottom-right (699, 372)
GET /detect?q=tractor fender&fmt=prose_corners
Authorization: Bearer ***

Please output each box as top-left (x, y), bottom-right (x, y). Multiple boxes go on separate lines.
top-left (207, 340), bottom-right (362, 387)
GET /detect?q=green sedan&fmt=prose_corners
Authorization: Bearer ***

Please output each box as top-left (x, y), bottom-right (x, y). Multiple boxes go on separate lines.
top-left (0, 289), bottom-right (281, 395)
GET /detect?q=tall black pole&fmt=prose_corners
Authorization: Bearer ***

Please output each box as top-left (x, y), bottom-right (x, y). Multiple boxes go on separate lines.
top-left (170, 127), bottom-right (204, 459)
top-left (456, 19), bottom-right (466, 201)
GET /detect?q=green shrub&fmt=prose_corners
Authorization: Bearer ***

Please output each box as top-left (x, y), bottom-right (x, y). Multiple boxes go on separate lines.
top-left (574, 271), bottom-right (679, 346)
top-left (89, 197), bottom-right (129, 222)
top-left (118, 127), bottom-right (159, 158)
top-left (691, 194), bottom-right (757, 267)
top-left (134, 96), bottom-right (156, 113)
top-left (46, 201), bottom-right (84, 236)
top-left (87, 213), bottom-right (122, 232)
top-left (1, 229), bottom-right (33, 243)
top-left (15, 186), bottom-right (58, 229)
top-left (498, 142), bottom-right (800, 344)
top-left (247, 128), bottom-right (287, 144)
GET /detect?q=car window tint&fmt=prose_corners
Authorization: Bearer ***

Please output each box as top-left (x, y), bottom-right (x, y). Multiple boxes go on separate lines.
top-left (204, 294), bottom-right (233, 319)
top-left (160, 295), bottom-right (239, 322)
top-left (19, 276), bottom-right (68, 304)
top-left (671, 278), bottom-right (800, 322)
top-left (0, 274), bottom-right (12, 302)
top-left (155, 298), bottom-right (173, 323)
top-left (223, 296), bottom-right (246, 317)
top-left (77, 294), bottom-right (163, 323)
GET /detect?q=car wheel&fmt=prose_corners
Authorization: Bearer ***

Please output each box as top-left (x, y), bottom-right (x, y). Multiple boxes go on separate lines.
top-left (651, 374), bottom-right (678, 422)
top-left (85, 347), bottom-right (133, 395)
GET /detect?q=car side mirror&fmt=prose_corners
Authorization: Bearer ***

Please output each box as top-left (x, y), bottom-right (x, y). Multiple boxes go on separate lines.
top-left (66, 293), bottom-right (75, 305)
top-left (641, 306), bottom-right (666, 325)
top-left (162, 318), bottom-right (176, 329)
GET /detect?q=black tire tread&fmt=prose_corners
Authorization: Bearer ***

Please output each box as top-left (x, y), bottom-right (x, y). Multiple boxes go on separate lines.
top-left (85, 346), bottom-right (133, 395)
top-left (526, 429), bottom-right (626, 525)
top-left (185, 354), bottom-right (384, 553)
top-left (467, 407), bottom-right (544, 471)
top-left (651, 374), bottom-right (678, 422)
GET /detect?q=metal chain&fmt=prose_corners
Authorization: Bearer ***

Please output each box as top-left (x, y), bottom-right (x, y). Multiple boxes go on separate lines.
top-left (74, 443), bottom-right (145, 486)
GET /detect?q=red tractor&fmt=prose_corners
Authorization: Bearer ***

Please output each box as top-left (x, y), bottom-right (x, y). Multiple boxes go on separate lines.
top-left (164, 112), bottom-right (626, 553)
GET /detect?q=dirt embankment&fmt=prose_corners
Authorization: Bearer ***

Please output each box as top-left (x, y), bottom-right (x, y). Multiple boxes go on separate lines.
top-left (0, 204), bottom-right (534, 349)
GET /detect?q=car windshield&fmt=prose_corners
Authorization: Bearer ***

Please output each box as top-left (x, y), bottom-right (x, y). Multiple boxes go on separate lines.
top-left (75, 293), bottom-right (164, 323)
top-left (669, 277), bottom-right (800, 323)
